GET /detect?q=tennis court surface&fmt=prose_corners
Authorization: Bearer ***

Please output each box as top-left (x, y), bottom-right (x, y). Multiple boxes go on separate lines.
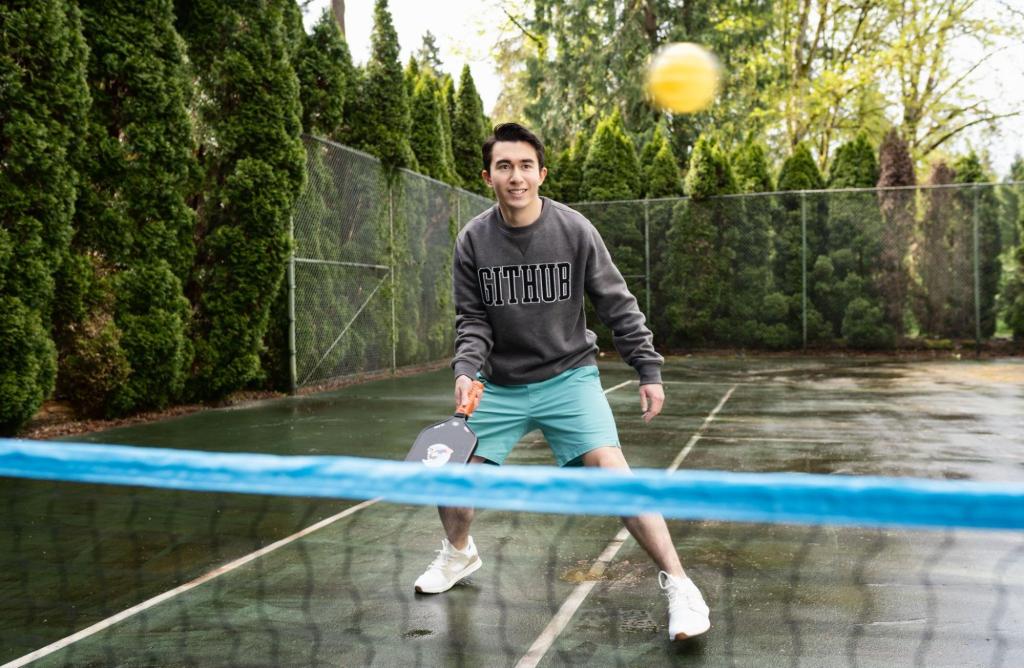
top-left (2, 355), bottom-right (1023, 667)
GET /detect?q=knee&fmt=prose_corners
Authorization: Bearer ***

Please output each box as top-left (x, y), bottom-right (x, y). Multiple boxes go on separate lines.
top-left (582, 446), bottom-right (630, 471)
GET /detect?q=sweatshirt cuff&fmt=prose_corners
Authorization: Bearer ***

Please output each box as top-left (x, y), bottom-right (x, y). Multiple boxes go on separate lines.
top-left (637, 364), bottom-right (662, 385)
top-left (453, 361), bottom-right (479, 380)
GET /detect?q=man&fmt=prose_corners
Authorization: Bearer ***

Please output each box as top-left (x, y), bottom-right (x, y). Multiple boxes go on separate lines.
top-left (413, 122), bottom-right (710, 640)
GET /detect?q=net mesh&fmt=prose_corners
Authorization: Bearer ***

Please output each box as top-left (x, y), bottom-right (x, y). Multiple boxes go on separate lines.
top-left (569, 182), bottom-right (1022, 350)
top-left (2, 438), bottom-right (1023, 668)
top-left (291, 136), bottom-right (493, 387)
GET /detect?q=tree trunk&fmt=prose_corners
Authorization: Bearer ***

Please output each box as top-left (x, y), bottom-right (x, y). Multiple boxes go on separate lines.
top-left (331, 0), bottom-right (345, 37)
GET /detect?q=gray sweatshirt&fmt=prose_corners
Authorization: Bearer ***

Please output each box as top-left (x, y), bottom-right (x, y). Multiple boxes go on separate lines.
top-left (451, 197), bottom-right (663, 386)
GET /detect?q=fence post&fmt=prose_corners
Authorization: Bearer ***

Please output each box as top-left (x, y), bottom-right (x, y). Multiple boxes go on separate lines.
top-left (973, 185), bottom-right (981, 355)
top-left (389, 177), bottom-right (397, 374)
top-left (287, 215), bottom-right (297, 394)
top-left (644, 199), bottom-right (651, 317)
top-left (801, 191), bottom-right (808, 350)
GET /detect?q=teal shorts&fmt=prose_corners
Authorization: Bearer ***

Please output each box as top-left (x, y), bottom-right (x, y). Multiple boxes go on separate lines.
top-left (469, 365), bottom-right (620, 467)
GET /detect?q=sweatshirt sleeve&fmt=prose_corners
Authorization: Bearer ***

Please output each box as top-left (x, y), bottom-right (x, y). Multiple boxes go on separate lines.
top-left (451, 233), bottom-right (493, 380)
top-left (583, 224), bottom-right (663, 384)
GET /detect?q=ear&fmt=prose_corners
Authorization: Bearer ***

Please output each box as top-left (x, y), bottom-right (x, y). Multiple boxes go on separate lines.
top-left (481, 169), bottom-right (493, 188)
top-left (538, 165), bottom-right (548, 186)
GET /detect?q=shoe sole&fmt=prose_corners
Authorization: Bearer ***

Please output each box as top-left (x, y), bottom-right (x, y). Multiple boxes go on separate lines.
top-left (672, 622), bottom-right (710, 641)
top-left (414, 556), bottom-right (483, 594)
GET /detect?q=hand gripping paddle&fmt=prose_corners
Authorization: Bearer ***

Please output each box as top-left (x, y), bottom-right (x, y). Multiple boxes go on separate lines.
top-left (405, 380), bottom-right (485, 467)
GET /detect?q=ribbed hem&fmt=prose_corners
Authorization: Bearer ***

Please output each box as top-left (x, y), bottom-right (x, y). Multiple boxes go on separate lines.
top-left (637, 364), bottom-right (663, 385)
top-left (453, 361), bottom-right (479, 380)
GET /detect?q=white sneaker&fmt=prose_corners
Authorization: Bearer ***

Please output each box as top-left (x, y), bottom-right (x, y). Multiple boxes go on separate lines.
top-left (659, 571), bottom-right (710, 640)
top-left (414, 537), bottom-right (482, 594)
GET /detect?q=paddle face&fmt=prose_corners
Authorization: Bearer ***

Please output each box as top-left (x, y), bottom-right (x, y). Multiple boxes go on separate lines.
top-left (405, 381), bottom-right (485, 467)
top-left (405, 417), bottom-right (478, 467)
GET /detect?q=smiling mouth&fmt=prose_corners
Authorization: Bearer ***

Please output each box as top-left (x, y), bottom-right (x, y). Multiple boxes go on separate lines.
top-left (508, 188), bottom-right (527, 195)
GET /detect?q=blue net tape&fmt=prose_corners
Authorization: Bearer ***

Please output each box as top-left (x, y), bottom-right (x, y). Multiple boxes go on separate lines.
top-left (2, 438), bottom-right (1023, 530)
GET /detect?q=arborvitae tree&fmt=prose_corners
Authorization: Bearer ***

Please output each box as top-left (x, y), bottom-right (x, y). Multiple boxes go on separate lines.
top-left (1005, 211), bottom-right (1024, 339)
top-left (641, 126), bottom-right (684, 199)
top-left (819, 133), bottom-right (888, 344)
top-left (582, 112), bottom-right (641, 201)
top-left (345, 0), bottom-right (414, 169)
top-left (452, 64), bottom-right (488, 194)
top-left (559, 129), bottom-right (590, 203)
top-left (1001, 157), bottom-right (1024, 250)
top-left (57, 0), bottom-right (197, 417)
top-left (876, 129), bottom-right (916, 335)
top-left (436, 74), bottom-right (458, 187)
top-left (404, 56), bottom-right (420, 103)
top-left (409, 72), bottom-right (457, 183)
top-left (540, 145), bottom-right (566, 201)
top-left (774, 143), bottom-right (831, 344)
top-left (729, 140), bottom-right (779, 346)
top-left (732, 141), bottom-right (775, 193)
top-left (280, 0), bottom-right (305, 61)
top-left (176, 0), bottom-right (306, 400)
top-left (953, 152), bottom-right (1001, 338)
top-left (660, 136), bottom-right (736, 344)
top-left (0, 0), bottom-right (90, 433)
top-left (296, 9), bottom-right (352, 138)
top-left (915, 161), bottom-right (957, 336)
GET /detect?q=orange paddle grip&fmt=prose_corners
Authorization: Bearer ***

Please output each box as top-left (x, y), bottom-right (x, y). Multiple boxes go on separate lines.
top-left (455, 380), bottom-right (485, 418)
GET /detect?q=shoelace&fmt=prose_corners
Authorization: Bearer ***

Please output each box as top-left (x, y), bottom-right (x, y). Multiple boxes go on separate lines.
top-left (659, 572), bottom-right (698, 613)
top-left (426, 541), bottom-right (453, 570)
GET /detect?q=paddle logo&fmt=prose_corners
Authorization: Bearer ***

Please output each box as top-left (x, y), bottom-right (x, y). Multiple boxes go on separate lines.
top-left (422, 443), bottom-right (454, 467)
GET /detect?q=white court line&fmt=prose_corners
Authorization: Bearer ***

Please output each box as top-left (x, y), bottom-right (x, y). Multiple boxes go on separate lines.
top-left (515, 383), bottom-right (738, 668)
top-left (3, 497), bottom-right (382, 668)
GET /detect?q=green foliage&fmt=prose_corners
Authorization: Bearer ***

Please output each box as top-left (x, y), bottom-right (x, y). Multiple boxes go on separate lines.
top-left (0, 0), bottom-right (90, 432)
top-left (842, 297), bottom-right (896, 349)
top-left (344, 0), bottom-right (414, 168)
top-left (409, 72), bottom-right (458, 184)
top-left (732, 141), bottom-right (775, 193)
top-left (661, 136), bottom-right (737, 345)
top-left (0, 298), bottom-right (57, 435)
top-left (296, 9), bottom-right (352, 138)
top-left (915, 161), bottom-right (958, 336)
top-left (814, 133), bottom-right (883, 338)
top-left (771, 144), bottom-right (829, 342)
top-left (56, 0), bottom-right (198, 417)
top-left (953, 152), bottom-right (1001, 338)
top-left (642, 126), bottom-right (683, 199)
top-left (452, 65), bottom-right (488, 194)
top-left (582, 112), bottom-right (640, 201)
top-left (177, 0), bottom-right (305, 400)
top-left (828, 133), bottom-right (879, 189)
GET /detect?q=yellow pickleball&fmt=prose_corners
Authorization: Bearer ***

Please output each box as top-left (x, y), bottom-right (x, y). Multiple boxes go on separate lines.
top-left (645, 42), bottom-right (721, 114)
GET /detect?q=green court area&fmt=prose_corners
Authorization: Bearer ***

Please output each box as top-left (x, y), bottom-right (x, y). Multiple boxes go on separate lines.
top-left (2, 355), bottom-right (1023, 667)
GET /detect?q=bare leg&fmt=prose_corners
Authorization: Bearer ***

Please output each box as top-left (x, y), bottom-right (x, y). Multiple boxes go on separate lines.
top-left (437, 455), bottom-right (489, 550)
top-left (581, 446), bottom-right (686, 578)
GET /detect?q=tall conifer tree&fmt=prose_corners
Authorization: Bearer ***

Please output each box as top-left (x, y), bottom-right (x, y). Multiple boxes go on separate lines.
top-left (876, 129), bottom-right (916, 334)
top-left (0, 0), bottom-right (90, 433)
top-left (176, 0), bottom-right (306, 399)
top-left (58, 0), bottom-right (197, 416)
top-left (452, 65), bottom-right (487, 194)
top-left (296, 9), bottom-right (352, 138)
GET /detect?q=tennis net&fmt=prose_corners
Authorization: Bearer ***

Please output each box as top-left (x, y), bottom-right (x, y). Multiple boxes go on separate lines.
top-left (2, 438), bottom-right (1023, 667)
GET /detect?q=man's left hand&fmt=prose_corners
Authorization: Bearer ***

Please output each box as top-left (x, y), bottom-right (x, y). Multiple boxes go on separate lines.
top-left (639, 383), bottom-right (665, 423)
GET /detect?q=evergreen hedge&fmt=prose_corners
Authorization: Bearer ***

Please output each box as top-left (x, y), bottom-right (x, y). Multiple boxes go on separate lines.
top-left (0, 0), bottom-right (89, 433)
top-left (176, 0), bottom-right (306, 400)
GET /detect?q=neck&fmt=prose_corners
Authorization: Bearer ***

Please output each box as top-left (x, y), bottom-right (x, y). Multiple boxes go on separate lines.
top-left (497, 196), bottom-right (543, 228)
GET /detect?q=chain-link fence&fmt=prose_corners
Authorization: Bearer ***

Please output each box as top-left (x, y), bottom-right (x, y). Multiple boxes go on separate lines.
top-left (574, 182), bottom-right (1023, 350)
top-left (290, 140), bottom-right (1021, 390)
top-left (289, 136), bottom-right (492, 389)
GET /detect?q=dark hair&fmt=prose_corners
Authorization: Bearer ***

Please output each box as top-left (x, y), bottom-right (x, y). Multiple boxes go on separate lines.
top-left (482, 122), bottom-right (546, 172)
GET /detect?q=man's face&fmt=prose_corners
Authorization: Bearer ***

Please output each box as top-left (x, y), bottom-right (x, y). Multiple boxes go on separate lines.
top-left (483, 141), bottom-right (547, 210)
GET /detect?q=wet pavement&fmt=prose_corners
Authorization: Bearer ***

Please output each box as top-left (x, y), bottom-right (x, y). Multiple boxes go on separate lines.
top-left (2, 355), bottom-right (1023, 667)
